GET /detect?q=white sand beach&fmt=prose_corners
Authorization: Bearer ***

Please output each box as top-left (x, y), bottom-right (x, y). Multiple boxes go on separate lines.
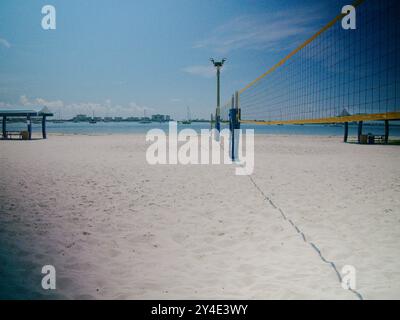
top-left (0, 133), bottom-right (399, 299)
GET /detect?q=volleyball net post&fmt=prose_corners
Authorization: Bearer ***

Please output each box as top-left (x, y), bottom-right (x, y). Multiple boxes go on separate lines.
top-left (344, 122), bottom-right (349, 143)
top-left (229, 91), bottom-right (241, 161)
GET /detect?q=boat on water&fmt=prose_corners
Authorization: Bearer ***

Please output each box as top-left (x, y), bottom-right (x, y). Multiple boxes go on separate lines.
top-left (139, 119), bottom-right (152, 124)
top-left (139, 110), bottom-right (152, 124)
top-left (89, 111), bottom-right (97, 124)
top-left (180, 106), bottom-right (192, 125)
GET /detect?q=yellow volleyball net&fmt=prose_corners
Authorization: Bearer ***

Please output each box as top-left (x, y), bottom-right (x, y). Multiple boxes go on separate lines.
top-left (237, 0), bottom-right (400, 125)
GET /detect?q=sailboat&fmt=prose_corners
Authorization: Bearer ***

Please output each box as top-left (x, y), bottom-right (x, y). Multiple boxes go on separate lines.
top-left (181, 106), bottom-right (192, 125)
top-left (139, 110), bottom-right (151, 124)
top-left (89, 111), bottom-right (97, 124)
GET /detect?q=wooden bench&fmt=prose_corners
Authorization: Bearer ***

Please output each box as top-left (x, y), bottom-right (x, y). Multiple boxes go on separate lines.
top-left (373, 135), bottom-right (386, 144)
top-left (366, 133), bottom-right (386, 144)
top-left (6, 131), bottom-right (23, 139)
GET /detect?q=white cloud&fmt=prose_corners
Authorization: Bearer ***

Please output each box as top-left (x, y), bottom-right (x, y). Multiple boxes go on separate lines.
top-left (0, 38), bottom-right (11, 48)
top-left (193, 7), bottom-right (322, 54)
top-left (19, 95), bottom-right (29, 106)
top-left (1, 95), bottom-right (159, 119)
top-left (182, 65), bottom-right (216, 78)
top-left (62, 100), bottom-right (155, 118)
top-left (0, 101), bottom-right (13, 108)
top-left (129, 102), bottom-right (155, 115)
top-left (19, 95), bottom-right (64, 108)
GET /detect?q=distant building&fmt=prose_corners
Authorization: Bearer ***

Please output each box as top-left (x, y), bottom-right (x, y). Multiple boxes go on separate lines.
top-left (150, 114), bottom-right (171, 122)
top-left (71, 114), bottom-right (172, 122)
top-left (72, 114), bottom-right (90, 122)
top-left (126, 117), bottom-right (140, 121)
top-left (151, 114), bottom-right (165, 122)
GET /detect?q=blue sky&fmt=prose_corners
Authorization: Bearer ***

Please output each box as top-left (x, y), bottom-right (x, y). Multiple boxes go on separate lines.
top-left (0, 0), bottom-right (351, 120)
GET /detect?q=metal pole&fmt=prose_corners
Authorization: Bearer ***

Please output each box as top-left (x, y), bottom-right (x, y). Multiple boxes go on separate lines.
top-left (344, 122), bottom-right (349, 143)
top-left (217, 67), bottom-right (220, 110)
top-left (210, 58), bottom-right (225, 134)
top-left (42, 115), bottom-right (47, 139)
top-left (230, 109), bottom-right (234, 160)
top-left (357, 121), bottom-right (363, 144)
top-left (216, 67), bottom-right (221, 133)
top-left (230, 95), bottom-right (234, 160)
top-left (235, 91), bottom-right (241, 129)
top-left (384, 120), bottom-right (389, 144)
top-left (27, 115), bottom-right (32, 140)
top-left (2, 116), bottom-right (6, 139)
top-left (233, 91), bottom-right (240, 161)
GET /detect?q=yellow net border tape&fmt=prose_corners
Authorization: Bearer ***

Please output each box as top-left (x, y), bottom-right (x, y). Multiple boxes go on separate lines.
top-left (238, 0), bottom-right (366, 95)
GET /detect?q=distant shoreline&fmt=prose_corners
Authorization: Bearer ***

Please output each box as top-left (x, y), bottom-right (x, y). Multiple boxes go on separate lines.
top-left (4, 121), bottom-right (400, 137)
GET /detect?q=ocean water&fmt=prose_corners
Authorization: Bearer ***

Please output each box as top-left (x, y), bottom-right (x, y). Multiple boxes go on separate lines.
top-left (6, 121), bottom-right (400, 137)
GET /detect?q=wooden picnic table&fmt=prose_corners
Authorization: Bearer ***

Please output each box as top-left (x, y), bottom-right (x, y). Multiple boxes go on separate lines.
top-left (6, 130), bottom-right (23, 139)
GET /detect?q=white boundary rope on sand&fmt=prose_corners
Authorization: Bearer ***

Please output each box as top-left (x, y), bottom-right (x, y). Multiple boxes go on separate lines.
top-left (216, 136), bottom-right (364, 299)
top-left (247, 174), bottom-right (364, 300)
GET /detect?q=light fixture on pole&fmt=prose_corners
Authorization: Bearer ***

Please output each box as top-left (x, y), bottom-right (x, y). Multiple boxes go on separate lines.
top-left (210, 58), bottom-right (226, 132)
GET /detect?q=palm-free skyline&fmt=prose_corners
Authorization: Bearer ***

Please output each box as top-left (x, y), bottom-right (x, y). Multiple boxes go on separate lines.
top-left (0, 0), bottom-right (350, 120)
